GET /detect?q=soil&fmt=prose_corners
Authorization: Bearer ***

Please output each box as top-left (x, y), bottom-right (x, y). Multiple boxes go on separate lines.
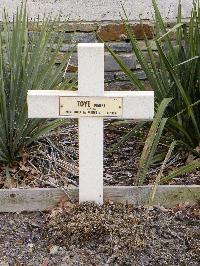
top-left (0, 123), bottom-right (199, 265)
top-left (0, 202), bottom-right (199, 265)
top-left (0, 121), bottom-right (199, 189)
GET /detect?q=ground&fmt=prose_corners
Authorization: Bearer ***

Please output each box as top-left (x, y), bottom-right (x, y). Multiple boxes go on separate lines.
top-left (0, 122), bottom-right (199, 265)
top-left (0, 203), bottom-right (199, 265)
top-left (0, 121), bottom-right (199, 189)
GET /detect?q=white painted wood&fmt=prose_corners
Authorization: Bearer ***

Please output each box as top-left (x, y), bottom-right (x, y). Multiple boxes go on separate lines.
top-left (27, 43), bottom-right (154, 204)
top-left (0, 185), bottom-right (199, 212)
top-left (28, 91), bottom-right (154, 119)
top-left (78, 43), bottom-right (104, 96)
top-left (78, 43), bottom-right (104, 203)
top-left (79, 119), bottom-right (103, 203)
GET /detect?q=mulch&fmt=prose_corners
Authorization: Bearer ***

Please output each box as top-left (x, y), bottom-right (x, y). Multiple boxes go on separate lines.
top-left (0, 202), bottom-right (199, 265)
top-left (0, 121), bottom-right (199, 189)
top-left (0, 122), bottom-right (199, 265)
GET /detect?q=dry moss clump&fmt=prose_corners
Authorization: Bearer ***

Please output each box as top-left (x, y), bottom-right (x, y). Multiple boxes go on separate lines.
top-left (46, 203), bottom-right (145, 254)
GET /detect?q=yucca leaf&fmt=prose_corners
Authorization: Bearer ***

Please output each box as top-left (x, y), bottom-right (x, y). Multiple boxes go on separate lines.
top-left (150, 140), bottom-right (177, 202)
top-left (109, 121), bottom-right (146, 153)
top-left (0, 4), bottom-right (76, 163)
top-left (121, 18), bottom-right (158, 91)
top-left (103, 42), bottom-right (146, 91)
top-left (152, 0), bottom-right (178, 62)
top-left (156, 40), bottom-right (200, 140)
top-left (26, 120), bottom-right (66, 145)
top-left (157, 23), bottom-right (183, 42)
top-left (175, 56), bottom-right (200, 67)
top-left (136, 98), bottom-right (172, 185)
top-left (161, 160), bottom-right (200, 184)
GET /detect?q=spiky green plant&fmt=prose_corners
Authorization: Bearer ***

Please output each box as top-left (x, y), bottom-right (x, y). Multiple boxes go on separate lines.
top-left (0, 5), bottom-right (76, 163)
top-left (106, 0), bottom-right (200, 149)
top-left (104, 0), bottom-right (200, 184)
top-left (136, 100), bottom-right (200, 185)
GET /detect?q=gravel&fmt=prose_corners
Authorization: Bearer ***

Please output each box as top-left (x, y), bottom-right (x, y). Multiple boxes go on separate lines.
top-left (0, 202), bottom-right (199, 265)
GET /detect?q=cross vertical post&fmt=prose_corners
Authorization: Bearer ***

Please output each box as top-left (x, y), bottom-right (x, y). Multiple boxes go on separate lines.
top-left (78, 43), bottom-right (104, 204)
top-left (27, 43), bottom-right (154, 205)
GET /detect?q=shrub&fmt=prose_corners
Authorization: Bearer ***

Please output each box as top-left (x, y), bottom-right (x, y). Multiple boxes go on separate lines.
top-left (106, 0), bottom-right (200, 150)
top-left (0, 5), bottom-right (76, 163)
top-left (105, 0), bottom-right (200, 184)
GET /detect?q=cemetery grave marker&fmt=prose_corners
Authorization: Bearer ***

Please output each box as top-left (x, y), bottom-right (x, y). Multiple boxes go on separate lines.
top-left (27, 43), bottom-right (154, 204)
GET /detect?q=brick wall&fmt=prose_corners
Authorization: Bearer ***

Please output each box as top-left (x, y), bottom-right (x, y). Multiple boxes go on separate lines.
top-left (36, 20), bottom-right (176, 91)
top-left (1, 0), bottom-right (192, 91)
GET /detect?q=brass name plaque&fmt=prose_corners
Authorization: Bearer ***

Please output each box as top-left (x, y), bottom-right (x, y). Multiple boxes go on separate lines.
top-left (59, 97), bottom-right (122, 117)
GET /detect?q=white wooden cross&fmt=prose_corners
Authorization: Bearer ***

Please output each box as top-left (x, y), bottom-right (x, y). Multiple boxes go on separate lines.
top-left (28, 43), bottom-right (154, 204)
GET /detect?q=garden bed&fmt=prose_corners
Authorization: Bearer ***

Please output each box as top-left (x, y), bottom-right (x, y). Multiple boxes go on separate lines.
top-left (0, 121), bottom-right (199, 190)
top-left (0, 202), bottom-right (199, 265)
top-left (0, 122), bottom-right (199, 212)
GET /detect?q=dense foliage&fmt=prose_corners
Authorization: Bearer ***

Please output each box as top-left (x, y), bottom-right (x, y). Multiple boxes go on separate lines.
top-left (0, 6), bottom-right (75, 163)
top-left (108, 0), bottom-right (200, 149)
top-left (106, 0), bottom-right (200, 184)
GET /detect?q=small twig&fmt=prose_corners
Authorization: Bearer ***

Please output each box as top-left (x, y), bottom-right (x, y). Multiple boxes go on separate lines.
top-left (32, 175), bottom-right (74, 203)
top-left (28, 160), bottom-right (42, 175)
top-left (53, 167), bottom-right (78, 187)
top-left (47, 179), bottom-right (74, 203)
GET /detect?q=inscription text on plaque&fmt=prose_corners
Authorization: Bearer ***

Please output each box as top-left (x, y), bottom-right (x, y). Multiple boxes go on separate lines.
top-left (60, 97), bottom-right (122, 117)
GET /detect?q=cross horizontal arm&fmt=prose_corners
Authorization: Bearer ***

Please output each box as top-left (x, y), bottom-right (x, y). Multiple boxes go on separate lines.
top-left (28, 90), bottom-right (154, 120)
